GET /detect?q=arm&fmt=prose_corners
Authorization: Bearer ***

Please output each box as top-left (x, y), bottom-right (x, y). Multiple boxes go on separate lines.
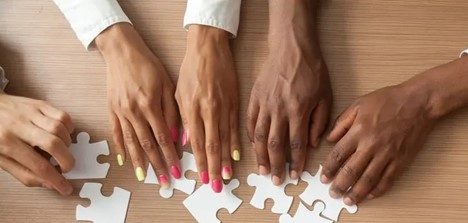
top-left (247, 0), bottom-right (332, 184)
top-left (176, 0), bottom-right (241, 193)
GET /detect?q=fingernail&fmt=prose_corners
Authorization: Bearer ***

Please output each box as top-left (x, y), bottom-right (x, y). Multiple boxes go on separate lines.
top-left (258, 165), bottom-right (268, 175)
top-left (232, 150), bottom-right (240, 161)
top-left (290, 170), bottom-right (299, 179)
top-left (171, 127), bottom-right (178, 144)
top-left (182, 131), bottom-right (188, 146)
top-left (200, 171), bottom-right (209, 184)
top-left (135, 167), bottom-right (145, 182)
top-left (117, 154), bottom-right (124, 166)
top-left (320, 174), bottom-right (330, 184)
top-left (42, 183), bottom-right (53, 190)
top-left (222, 167), bottom-right (232, 180)
top-left (329, 189), bottom-right (341, 199)
top-left (367, 194), bottom-right (375, 200)
top-left (159, 175), bottom-right (170, 189)
top-left (65, 184), bottom-right (74, 195)
top-left (272, 175), bottom-right (281, 185)
top-left (344, 197), bottom-right (355, 205)
top-left (212, 179), bottom-right (223, 193)
top-left (171, 166), bottom-right (181, 179)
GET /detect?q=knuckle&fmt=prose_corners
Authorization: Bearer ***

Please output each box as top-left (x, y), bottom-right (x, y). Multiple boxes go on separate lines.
top-left (191, 138), bottom-right (204, 151)
top-left (44, 138), bottom-right (62, 152)
top-left (56, 111), bottom-right (71, 124)
top-left (122, 130), bottom-right (135, 144)
top-left (202, 97), bottom-right (220, 111)
top-left (139, 138), bottom-right (155, 152)
top-left (289, 140), bottom-right (302, 152)
top-left (36, 161), bottom-right (52, 175)
top-left (331, 146), bottom-right (345, 163)
top-left (206, 142), bottom-right (220, 155)
top-left (50, 122), bottom-right (63, 134)
top-left (341, 165), bottom-right (357, 178)
top-left (155, 133), bottom-right (171, 148)
top-left (361, 173), bottom-right (376, 185)
top-left (254, 130), bottom-right (266, 142)
top-left (268, 139), bottom-right (281, 152)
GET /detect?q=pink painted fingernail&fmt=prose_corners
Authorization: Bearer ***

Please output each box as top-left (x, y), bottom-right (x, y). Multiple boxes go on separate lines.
top-left (212, 179), bottom-right (223, 193)
top-left (171, 127), bottom-right (178, 144)
top-left (171, 165), bottom-right (181, 179)
top-left (159, 175), bottom-right (170, 189)
top-left (201, 171), bottom-right (209, 184)
top-left (222, 166), bottom-right (232, 180)
top-left (182, 131), bottom-right (188, 146)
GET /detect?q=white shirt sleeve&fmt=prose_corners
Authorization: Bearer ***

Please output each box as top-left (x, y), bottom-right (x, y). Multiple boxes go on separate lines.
top-left (53, 0), bottom-right (132, 50)
top-left (184, 0), bottom-right (241, 37)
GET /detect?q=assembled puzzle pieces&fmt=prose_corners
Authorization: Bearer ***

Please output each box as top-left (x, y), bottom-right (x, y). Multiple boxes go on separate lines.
top-left (247, 164), bottom-right (298, 214)
top-left (76, 183), bottom-right (131, 223)
top-left (145, 152), bottom-right (197, 198)
top-left (279, 202), bottom-right (333, 223)
top-left (183, 179), bottom-right (242, 223)
top-left (51, 132), bottom-right (110, 179)
top-left (299, 165), bottom-right (358, 221)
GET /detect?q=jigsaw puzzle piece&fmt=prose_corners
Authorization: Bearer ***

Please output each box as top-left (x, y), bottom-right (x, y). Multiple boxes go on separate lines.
top-left (51, 132), bottom-right (110, 179)
top-left (299, 165), bottom-right (358, 221)
top-left (279, 202), bottom-right (333, 223)
top-left (145, 152), bottom-right (198, 198)
top-left (76, 183), bottom-right (131, 223)
top-left (183, 179), bottom-right (242, 223)
top-left (247, 164), bottom-right (298, 214)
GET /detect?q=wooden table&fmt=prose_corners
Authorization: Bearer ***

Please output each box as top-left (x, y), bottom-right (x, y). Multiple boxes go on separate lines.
top-left (1, 0), bottom-right (468, 222)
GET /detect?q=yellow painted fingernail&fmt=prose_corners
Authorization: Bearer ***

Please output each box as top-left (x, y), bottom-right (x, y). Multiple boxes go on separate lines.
top-left (135, 167), bottom-right (145, 182)
top-left (117, 154), bottom-right (124, 166)
top-left (232, 150), bottom-right (240, 161)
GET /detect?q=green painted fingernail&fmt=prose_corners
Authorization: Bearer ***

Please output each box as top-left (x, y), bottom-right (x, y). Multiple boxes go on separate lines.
top-left (135, 167), bottom-right (145, 182)
top-left (117, 154), bottom-right (124, 166)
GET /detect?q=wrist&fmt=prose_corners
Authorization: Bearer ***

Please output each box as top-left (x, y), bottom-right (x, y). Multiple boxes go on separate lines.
top-left (95, 23), bottom-right (147, 60)
top-left (186, 25), bottom-right (230, 52)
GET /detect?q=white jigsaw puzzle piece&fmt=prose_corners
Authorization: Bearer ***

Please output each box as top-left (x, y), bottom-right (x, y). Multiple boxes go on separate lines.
top-left (247, 164), bottom-right (298, 214)
top-left (279, 202), bottom-right (333, 223)
top-left (51, 132), bottom-right (110, 179)
top-left (76, 183), bottom-right (131, 223)
top-left (145, 152), bottom-right (197, 198)
top-left (183, 179), bottom-right (242, 223)
top-left (299, 165), bottom-right (358, 221)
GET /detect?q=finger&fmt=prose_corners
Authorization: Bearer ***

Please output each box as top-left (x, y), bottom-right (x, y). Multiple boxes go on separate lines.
top-left (162, 84), bottom-right (179, 145)
top-left (329, 150), bottom-right (371, 199)
top-left (187, 107), bottom-right (208, 184)
top-left (288, 113), bottom-right (309, 179)
top-left (369, 161), bottom-right (401, 198)
top-left (38, 104), bottom-right (74, 134)
top-left (109, 112), bottom-right (126, 166)
top-left (177, 98), bottom-right (190, 147)
top-left (203, 110), bottom-right (222, 193)
top-left (221, 109), bottom-right (232, 180)
top-left (145, 104), bottom-right (181, 180)
top-left (0, 155), bottom-right (42, 188)
top-left (267, 116), bottom-right (287, 186)
top-left (19, 123), bottom-right (74, 173)
top-left (31, 113), bottom-right (72, 146)
top-left (119, 116), bottom-right (146, 182)
top-left (230, 108), bottom-right (241, 162)
top-left (344, 155), bottom-right (389, 205)
top-left (327, 105), bottom-right (358, 143)
top-left (246, 97), bottom-right (260, 143)
top-left (321, 133), bottom-right (356, 184)
top-left (309, 100), bottom-right (331, 148)
top-left (253, 111), bottom-right (271, 175)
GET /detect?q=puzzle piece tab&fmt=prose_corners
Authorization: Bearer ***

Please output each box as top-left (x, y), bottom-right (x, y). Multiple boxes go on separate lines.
top-left (183, 179), bottom-right (242, 223)
top-left (279, 202), bottom-right (333, 223)
top-left (145, 152), bottom-right (197, 198)
top-left (299, 165), bottom-right (358, 221)
top-left (51, 132), bottom-right (110, 179)
top-left (76, 183), bottom-right (131, 223)
top-left (247, 164), bottom-right (298, 214)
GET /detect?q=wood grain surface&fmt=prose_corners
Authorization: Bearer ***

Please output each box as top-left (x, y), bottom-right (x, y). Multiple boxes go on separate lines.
top-left (1, 0), bottom-right (468, 222)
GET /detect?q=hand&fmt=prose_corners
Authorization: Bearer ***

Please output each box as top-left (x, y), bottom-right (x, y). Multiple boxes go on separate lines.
top-left (0, 94), bottom-right (74, 195)
top-left (176, 25), bottom-right (241, 193)
top-left (96, 23), bottom-right (180, 187)
top-left (247, 1), bottom-right (332, 185)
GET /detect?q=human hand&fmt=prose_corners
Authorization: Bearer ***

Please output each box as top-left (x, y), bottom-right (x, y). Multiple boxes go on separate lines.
top-left (176, 25), bottom-right (241, 193)
top-left (96, 23), bottom-right (180, 187)
top-left (0, 94), bottom-right (74, 195)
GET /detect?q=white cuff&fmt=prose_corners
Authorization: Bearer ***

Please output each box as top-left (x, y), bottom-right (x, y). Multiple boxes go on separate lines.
top-left (184, 0), bottom-right (241, 38)
top-left (0, 66), bottom-right (8, 92)
top-left (54, 0), bottom-right (132, 50)
top-left (460, 49), bottom-right (468, 58)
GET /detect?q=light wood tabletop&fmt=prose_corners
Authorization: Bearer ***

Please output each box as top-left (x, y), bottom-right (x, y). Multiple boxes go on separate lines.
top-left (1, 0), bottom-right (468, 222)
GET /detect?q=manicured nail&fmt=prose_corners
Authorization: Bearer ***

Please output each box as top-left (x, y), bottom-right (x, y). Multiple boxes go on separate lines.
top-left (367, 194), bottom-right (375, 200)
top-left (182, 131), bottom-right (188, 146)
top-left (159, 175), bottom-right (170, 189)
top-left (201, 171), bottom-right (209, 184)
top-left (171, 127), bottom-right (178, 144)
top-left (320, 174), bottom-right (330, 184)
top-left (171, 165), bottom-right (181, 179)
top-left (344, 197), bottom-right (355, 205)
top-left (329, 189), bottom-right (341, 199)
top-left (117, 154), bottom-right (124, 166)
top-left (258, 165), bottom-right (268, 175)
top-left (212, 179), bottom-right (223, 193)
top-left (272, 175), bottom-right (281, 185)
top-left (222, 167), bottom-right (232, 180)
top-left (290, 170), bottom-right (299, 179)
top-left (135, 167), bottom-right (145, 182)
top-left (232, 150), bottom-right (240, 161)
